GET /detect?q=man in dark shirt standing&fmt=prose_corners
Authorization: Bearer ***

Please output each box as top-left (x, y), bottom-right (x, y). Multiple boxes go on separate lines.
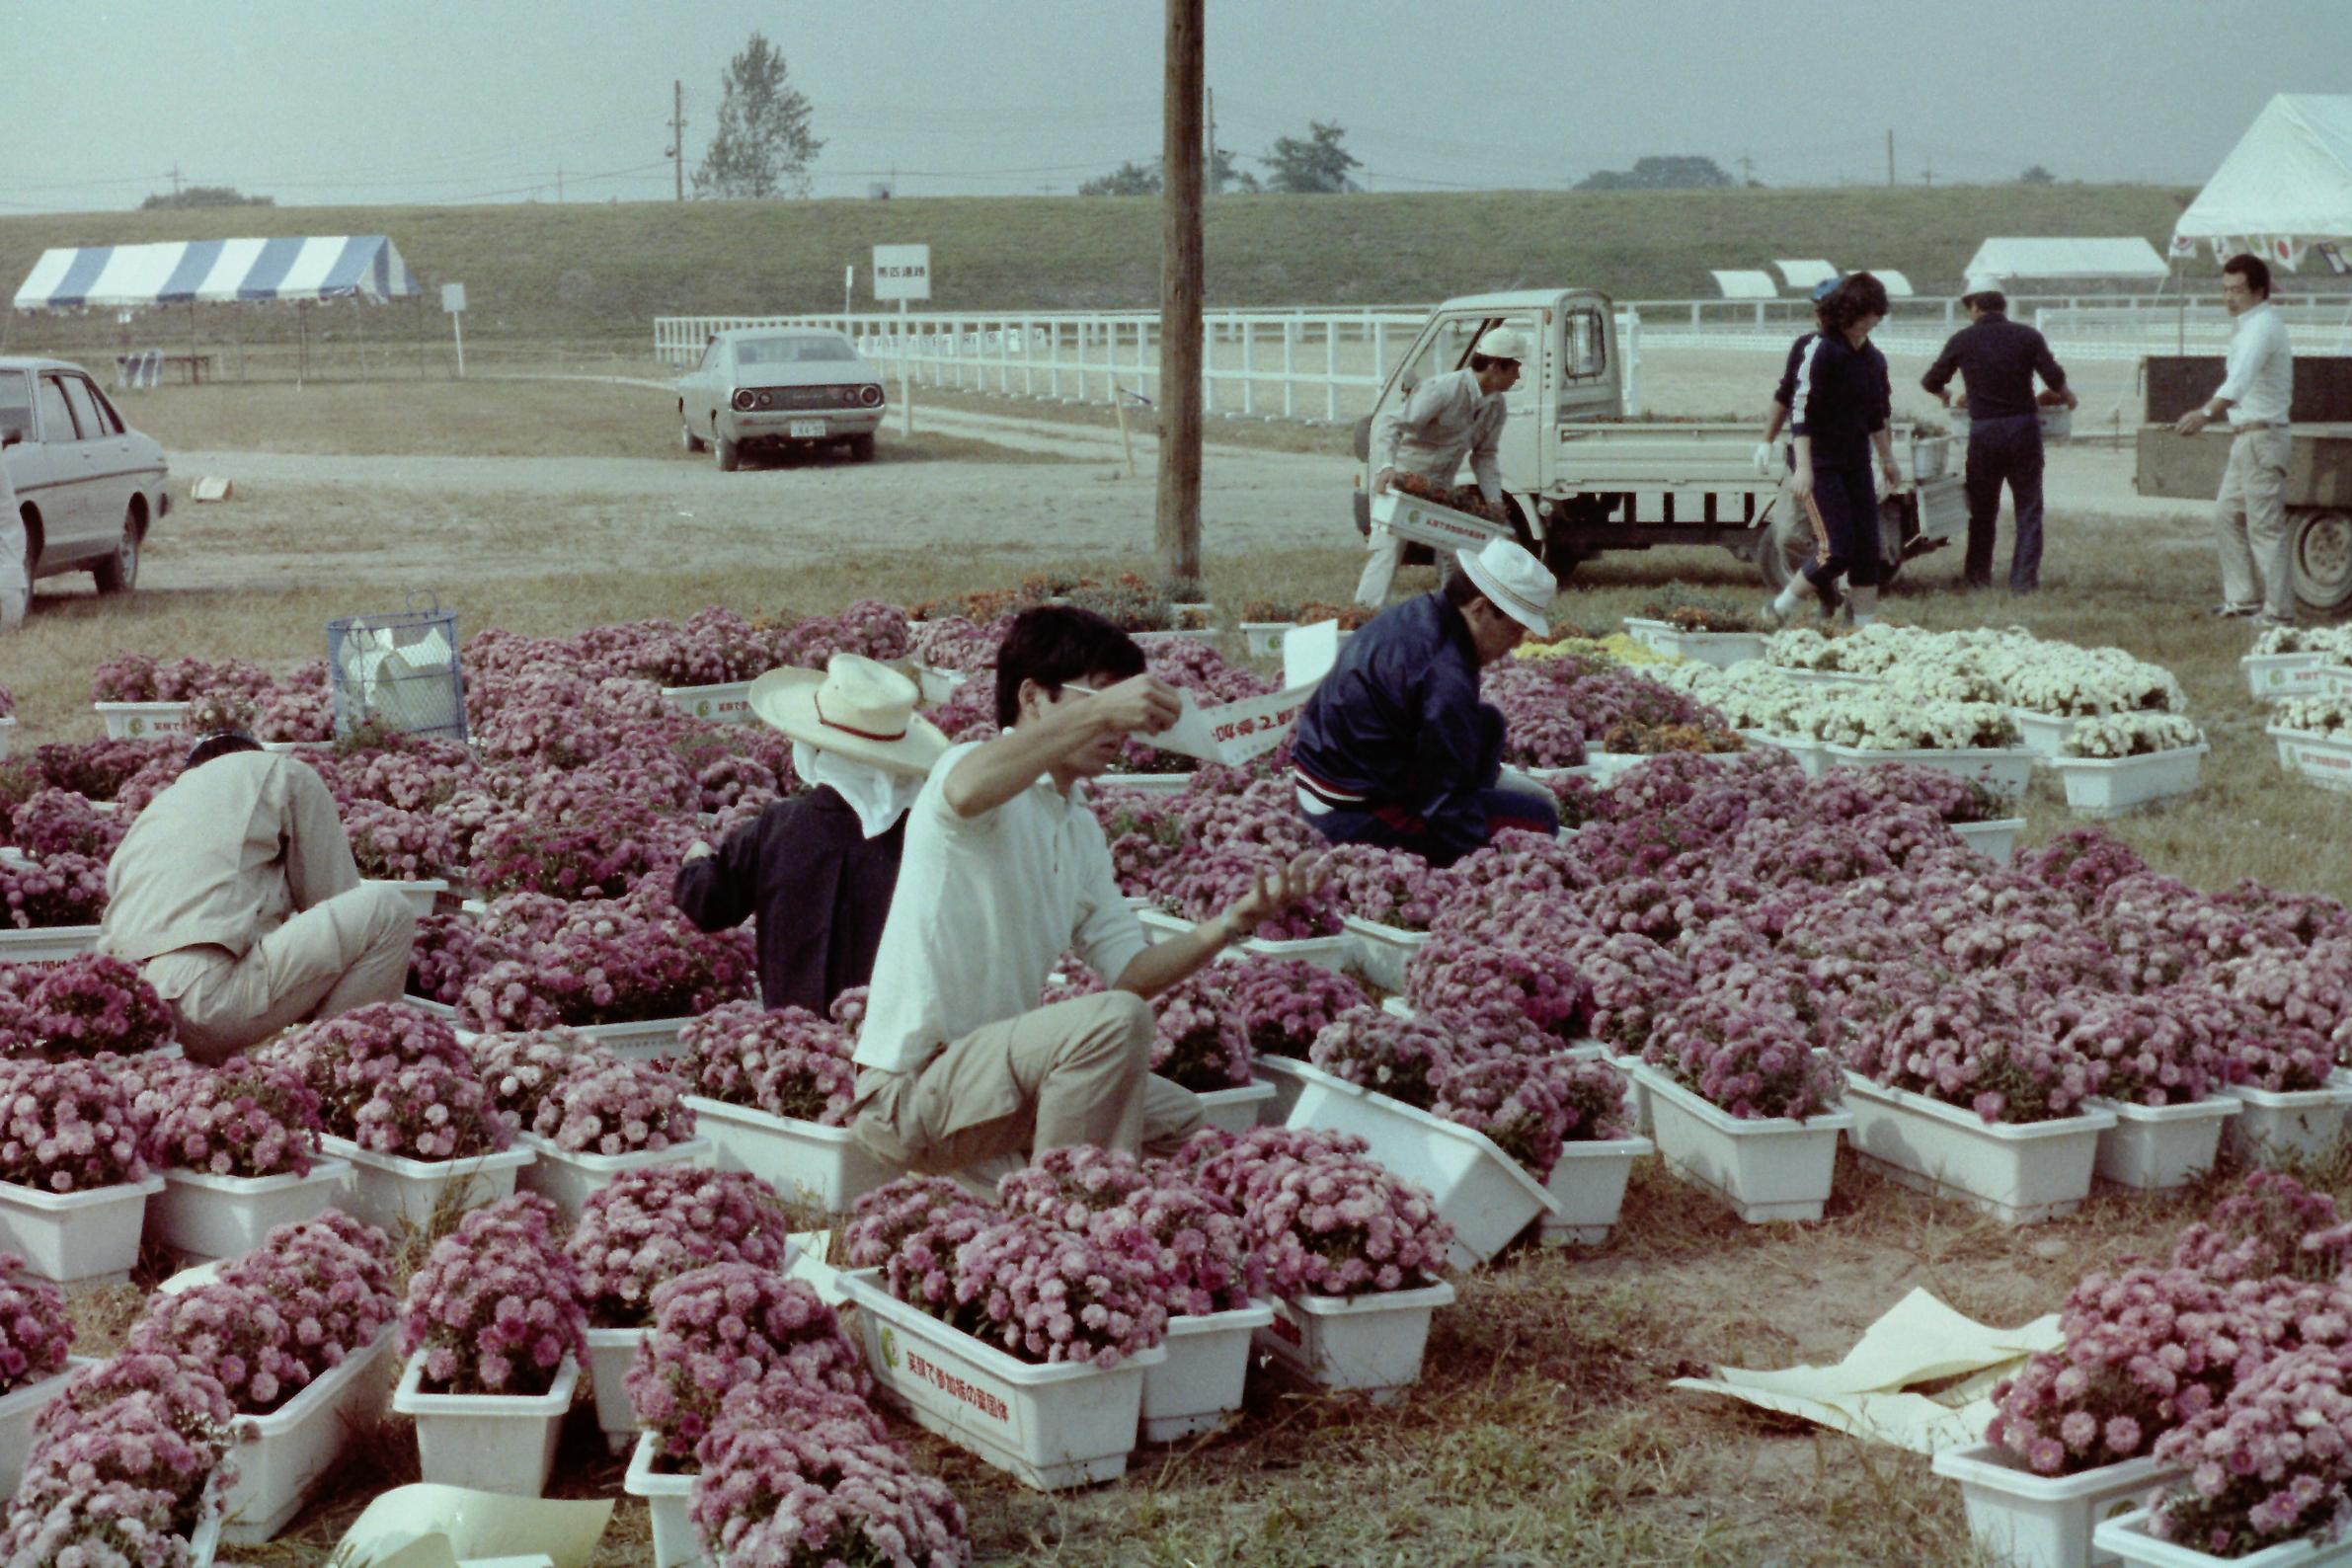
top-left (1922, 277), bottom-right (2078, 594)
top-left (672, 654), bottom-right (947, 1013)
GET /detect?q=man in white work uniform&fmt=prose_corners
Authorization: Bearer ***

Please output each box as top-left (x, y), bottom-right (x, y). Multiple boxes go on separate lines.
top-left (1356, 327), bottom-right (1525, 607)
top-left (2174, 253), bottom-right (2296, 627)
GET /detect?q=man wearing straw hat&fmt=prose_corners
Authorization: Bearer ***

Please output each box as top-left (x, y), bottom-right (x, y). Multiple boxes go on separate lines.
top-left (1294, 538), bottom-right (1562, 867)
top-left (100, 734), bottom-right (417, 1064)
top-left (673, 654), bottom-right (948, 1014)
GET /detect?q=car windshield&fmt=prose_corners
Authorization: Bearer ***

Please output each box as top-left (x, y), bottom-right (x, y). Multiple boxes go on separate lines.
top-left (735, 336), bottom-right (857, 366)
top-left (0, 373), bottom-right (29, 445)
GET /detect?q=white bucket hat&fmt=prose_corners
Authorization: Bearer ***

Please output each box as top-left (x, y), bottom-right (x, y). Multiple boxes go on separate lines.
top-left (1473, 327), bottom-right (1528, 362)
top-left (1455, 538), bottom-right (1555, 636)
top-left (747, 654), bottom-right (949, 778)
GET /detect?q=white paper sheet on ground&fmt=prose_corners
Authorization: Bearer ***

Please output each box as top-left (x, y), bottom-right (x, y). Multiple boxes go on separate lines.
top-left (157, 1259), bottom-right (222, 1295)
top-left (331, 1486), bottom-right (610, 1568)
top-left (1284, 621), bottom-right (1342, 689)
top-left (1147, 682), bottom-right (1321, 766)
top-left (1668, 1288), bottom-right (2062, 1455)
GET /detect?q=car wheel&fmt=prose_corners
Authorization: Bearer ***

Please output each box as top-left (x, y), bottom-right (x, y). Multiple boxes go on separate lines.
top-left (93, 509), bottom-right (139, 596)
top-left (714, 431), bottom-right (741, 472)
top-left (848, 433), bottom-right (877, 462)
top-left (680, 410), bottom-right (705, 453)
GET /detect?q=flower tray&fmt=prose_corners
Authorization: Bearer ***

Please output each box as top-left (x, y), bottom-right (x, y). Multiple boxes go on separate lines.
top-left (1633, 1063), bottom-right (1849, 1224)
top-left (545, 1016), bottom-right (696, 1064)
top-left (2317, 665), bottom-right (2352, 699)
top-left (1260, 1056), bottom-right (1559, 1269)
top-left (2085, 1097), bottom-right (2240, 1192)
top-left (315, 1136), bottom-right (534, 1236)
top-left (679, 1096), bottom-right (894, 1214)
top-left (838, 1267), bottom-right (1165, 1491)
top-left (586, 1326), bottom-right (646, 1455)
top-left (1819, 743), bottom-right (2034, 805)
top-left (0, 1356), bottom-right (92, 1501)
top-left (1254, 1281), bottom-right (1456, 1405)
top-left (2241, 651), bottom-right (2332, 701)
top-left (1238, 930), bottom-right (1356, 973)
top-left (1142, 1300), bottom-right (1276, 1443)
top-left (364, 878), bottom-right (449, 918)
top-left (393, 1352), bottom-right (580, 1498)
top-left (1098, 771), bottom-right (1196, 795)
top-left (1368, 488), bottom-right (1509, 552)
top-left (2268, 725), bottom-right (2352, 793)
top-left (1736, 732), bottom-right (1828, 779)
top-left (1582, 750), bottom-right (1647, 787)
top-left (1930, 1443), bottom-right (2178, 1568)
top-left (258, 739), bottom-right (332, 753)
top-left (1841, 1074), bottom-right (2114, 1225)
top-left (1339, 915), bottom-right (1428, 992)
top-left (515, 1135), bottom-right (711, 1223)
top-left (1240, 622), bottom-right (1296, 657)
top-left (0, 925), bottom-right (102, 964)
top-left (1620, 618), bottom-right (1767, 670)
top-left (401, 994), bottom-right (461, 1020)
top-left (0, 1173), bottom-right (167, 1284)
top-left (2052, 745), bottom-right (2209, 818)
top-left (2094, 1505), bottom-right (2352, 1568)
top-left (1131, 629), bottom-right (1222, 649)
top-left (2220, 1074), bottom-right (2352, 1164)
top-left (148, 1159), bottom-right (354, 1264)
top-left (1540, 1136), bottom-right (1654, 1246)
top-left (659, 679), bottom-right (755, 726)
top-left (622, 1432), bottom-right (705, 1568)
top-left (92, 699), bottom-right (191, 741)
top-left (914, 663), bottom-right (973, 706)
top-left (1193, 1078), bottom-right (1278, 1137)
top-left (1952, 817), bottom-right (2028, 864)
top-left (221, 1327), bottom-right (395, 1543)
top-left (2012, 709), bottom-right (2086, 760)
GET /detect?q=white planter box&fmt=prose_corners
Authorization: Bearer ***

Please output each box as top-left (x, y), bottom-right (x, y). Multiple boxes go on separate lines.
top-left (92, 699), bottom-right (191, 740)
top-left (1260, 1057), bottom-right (1558, 1269)
top-left (1141, 1300), bottom-right (1275, 1443)
top-left (0, 1357), bottom-right (91, 1501)
top-left (1621, 618), bottom-right (1767, 669)
top-left (1635, 1064), bottom-right (1849, 1224)
top-left (1193, 1079), bottom-right (1278, 1137)
top-left (1842, 1074), bottom-right (2114, 1224)
top-left (1238, 930), bottom-right (1356, 973)
top-left (0, 1173), bottom-right (167, 1284)
top-left (401, 993), bottom-right (460, 1020)
top-left (2052, 745), bottom-right (2209, 818)
top-left (1240, 622), bottom-right (1296, 657)
top-left (1137, 906), bottom-right (1192, 943)
top-left (1541, 1136), bottom-right (1652, 1245)
top-left (1820, 743), bottom-right (2034, 805)
top-left (2086, 1097), bottom-right (2240, 1192)
top-left (563, 1015), bottom-right (695, 1063)
top-left (1132, 628), bottom-right (1218, 649)
top-left (2013, 709), bottom-right (2087, 759)
top-left (1254, 1281), bottom-right (1456, 1405)
top-left (622, 1432), bottom-right (706, 1568)
top-left (2095, 1506), bottom-right (2352, 1568)
top-left (1583, 750), bottom-right (1646, 787)
top-left (586, 1326), bottom-right (646, 1455)
top-left (2221, 1075), bottom-right (2352, 1163)
top-left (393, 1352), bottom-right (579, 1498)
top-left (2242, 651), bottom-right (2332, 701)
top-left (1775, 667), bottom-right (1883, 690)
top-left (316, 1136), bottom-right (533, 1235)
top-left (839, 1268), bottom-right (1164, 1490)
top-left (515, 1135), bottom-right (710, 1223)
top-left (1339, 915), bottom-right (1428, 992)
top-left (1953, 817), bottom-right (2028, 864)
top-left (1098, 770), bottom-right (1197, 794)
top-left (659, 679), bottom-right (755, 725)
top-left (680, 1096), bottom-right (894, 1213)
top-left (1931, 1443), bottom-right (2178, 1568)
top-left (1746, 733), bottom-right (1831, 779)
top-left (2316, 665), bottom-right (2352, 699)
top-left (149, 1159), bottom-right (353, 1263)
top-left (364, 878), bottom-right (448, 917)
top-left (0, 925), bottom-right (102, 963)
top-left (2268, 725), bottom-right (2352, 793)
top-left (1368, 487), bottom-right (1508, 551)
top-left (914, 663), bottom-right (973, 706)
top-left (221, 1328), bottom-right (394, 1543)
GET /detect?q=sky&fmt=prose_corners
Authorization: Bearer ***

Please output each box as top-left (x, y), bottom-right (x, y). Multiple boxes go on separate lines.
top-left (3, 0), bottom-right (2345, 212)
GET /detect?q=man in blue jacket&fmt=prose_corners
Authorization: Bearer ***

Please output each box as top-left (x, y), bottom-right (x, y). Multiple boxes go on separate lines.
top-left (1292, 538), bottom-right (1560, 867)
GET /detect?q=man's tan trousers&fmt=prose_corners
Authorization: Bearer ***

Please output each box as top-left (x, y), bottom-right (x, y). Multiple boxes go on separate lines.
top-left (143, 883), bottom-right (417, 1062)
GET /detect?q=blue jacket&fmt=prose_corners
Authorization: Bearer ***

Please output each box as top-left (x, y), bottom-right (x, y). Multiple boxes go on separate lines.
top-left (1292, 592), bottom-right (1505, 862)
top-left (1789, 331), bottom-right (1890, 469)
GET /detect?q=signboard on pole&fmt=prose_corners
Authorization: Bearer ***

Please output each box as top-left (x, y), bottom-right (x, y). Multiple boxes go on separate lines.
top-left (441, 283), bottom-right (468, 379)
top-left (871, 245), bottom-right (931, 302)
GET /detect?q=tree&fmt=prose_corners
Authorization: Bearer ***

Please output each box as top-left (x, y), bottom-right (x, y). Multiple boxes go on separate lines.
top-left (692, 33), bottom-right (823, 199)
top-left (2019, 164), bottom-right (2056, 185)
top-left (1263, 121), bottom-right (1360, 195)
top-left (1078, 161), bottom-right (1162, 196)
top-left (1576, 155), bottom-right (1734, 192)
top-left (139, 186), bottom-right (272, 209)
top-left (1212, 146), bottom-right (1259, 195)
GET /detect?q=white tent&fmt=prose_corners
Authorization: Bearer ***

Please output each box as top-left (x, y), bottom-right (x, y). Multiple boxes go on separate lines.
top-left (1773, 259), bottom-right (1838, 292)
top-left (2171, 94), bottom-right (2352, 273)
top-left (1961, 237), bottom-right (2169, 283)
top-left (1709, 270), bottom-right (1777, 299)
top-left (13, 236), bottom-right (420, 312)
top-left (1867, 270), bottom-right (1915, 298)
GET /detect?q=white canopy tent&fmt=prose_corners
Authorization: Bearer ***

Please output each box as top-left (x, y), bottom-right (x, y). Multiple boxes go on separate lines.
top-left (1709, 270), bottom-right (1778, 299)
top-left (1867, 270), bottom-right (1915, 298)
top-left (1961, 237), bottom-right (2169, 284)
top-left (1773, 259), bottom-right (1839, 292)
top-left (2171, 94), bottom-right (2352, 274)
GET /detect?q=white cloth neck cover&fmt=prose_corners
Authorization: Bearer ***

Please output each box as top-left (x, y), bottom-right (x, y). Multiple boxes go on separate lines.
top-left (792, 742), bottom-right (925, 838)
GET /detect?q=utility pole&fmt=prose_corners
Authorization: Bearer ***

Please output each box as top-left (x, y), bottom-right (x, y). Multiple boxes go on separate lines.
top-left (1157, 0), bottom-right (1205, 585)
top-left (1921, 162), bottom-right (1935, 189)
top-left (1737, 152), bottom-right (1756, 186)
top-left (668, 81), bottom-right (687, 201)
top-left (1205, 86), bottom-right (1217, 195)
top-left (1885, 131), bottom-right (1895, 188)
top-left (556, 166), bottom-right (564, 203)
top-left (168, 163), bottom-right (183, 197)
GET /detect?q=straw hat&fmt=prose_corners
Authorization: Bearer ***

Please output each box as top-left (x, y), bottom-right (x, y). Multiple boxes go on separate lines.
top-left (747, 655), bottom-right (949, 777)
top-left (1455, 538), bottom-right (1556, 636)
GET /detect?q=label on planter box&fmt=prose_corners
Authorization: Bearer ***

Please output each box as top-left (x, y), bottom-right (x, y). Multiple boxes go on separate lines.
top-left (878, 1323), bottom-right (1011, 1424)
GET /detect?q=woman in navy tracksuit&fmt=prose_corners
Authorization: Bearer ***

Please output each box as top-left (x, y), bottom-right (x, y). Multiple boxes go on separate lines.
top-left (1767, 273), bottom-right (1906, 628)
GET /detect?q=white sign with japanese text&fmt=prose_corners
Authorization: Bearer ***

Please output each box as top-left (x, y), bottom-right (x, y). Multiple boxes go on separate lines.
top-left (871, 245), bottom-right (932, 302)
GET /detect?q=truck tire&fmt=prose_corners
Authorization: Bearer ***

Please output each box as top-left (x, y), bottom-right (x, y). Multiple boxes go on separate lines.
top-left (2293, 510), bottom-right (2352, 616)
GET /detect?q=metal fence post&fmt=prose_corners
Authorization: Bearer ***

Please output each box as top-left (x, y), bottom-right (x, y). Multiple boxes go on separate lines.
top-left (1240, 319), bottom-right (1255, 416)
top-left (1282, 317), bottom-right (1295, 420)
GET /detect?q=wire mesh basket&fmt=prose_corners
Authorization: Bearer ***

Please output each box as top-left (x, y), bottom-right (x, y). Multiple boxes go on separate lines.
top-left (327, 592), bottom-right (467, 742)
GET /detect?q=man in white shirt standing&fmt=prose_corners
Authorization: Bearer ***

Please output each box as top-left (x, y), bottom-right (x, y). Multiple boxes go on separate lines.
top-left (849, 605), bottom-right (1321, 1183)
top-left (2175, 253), bottom-right (2297, 626)
top-left (1356, 327), bottom-right (1525, 607)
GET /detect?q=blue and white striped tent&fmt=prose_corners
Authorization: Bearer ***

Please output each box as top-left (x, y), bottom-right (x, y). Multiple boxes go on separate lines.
top-left (12, 236), bottom-right (421, 312)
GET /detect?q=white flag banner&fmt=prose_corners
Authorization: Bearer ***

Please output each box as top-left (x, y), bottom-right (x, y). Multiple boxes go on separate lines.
top-left (1148, 681), bottom-right (1321, 766)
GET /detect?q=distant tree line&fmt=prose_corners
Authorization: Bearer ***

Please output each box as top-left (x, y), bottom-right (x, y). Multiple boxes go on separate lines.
top-left (141, 187), bottom-right (273, 209)
top-left (1080, 120), bottom-right (1362, 196)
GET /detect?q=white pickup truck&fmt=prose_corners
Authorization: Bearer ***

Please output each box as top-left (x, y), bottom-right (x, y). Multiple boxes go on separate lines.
top-left (1351, 289), bottom-right (1963, 589)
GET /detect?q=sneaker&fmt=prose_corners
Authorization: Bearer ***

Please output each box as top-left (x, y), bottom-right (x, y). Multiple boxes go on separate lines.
top-left (1761, 598), bottom-right (1790, 629)
top-left (2213, 602), bottom-right (2260, 618)
top-left (2253, 613), bottom-right (2297, 630)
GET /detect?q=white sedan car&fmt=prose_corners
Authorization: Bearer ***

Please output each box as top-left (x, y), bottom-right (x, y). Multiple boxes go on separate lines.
top-left (1, 356), bottom-right (170, 597)
top-left (676, 328), bottom-right (888, 470)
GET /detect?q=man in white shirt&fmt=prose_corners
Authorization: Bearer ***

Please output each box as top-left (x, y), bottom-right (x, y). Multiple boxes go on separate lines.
top-left (1356, 327), bottom-right (1524, 607)
top-left (849, 605), bottom-right (1320, 1181)
top-left (2175, 253), bottom-right (2297, 626)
